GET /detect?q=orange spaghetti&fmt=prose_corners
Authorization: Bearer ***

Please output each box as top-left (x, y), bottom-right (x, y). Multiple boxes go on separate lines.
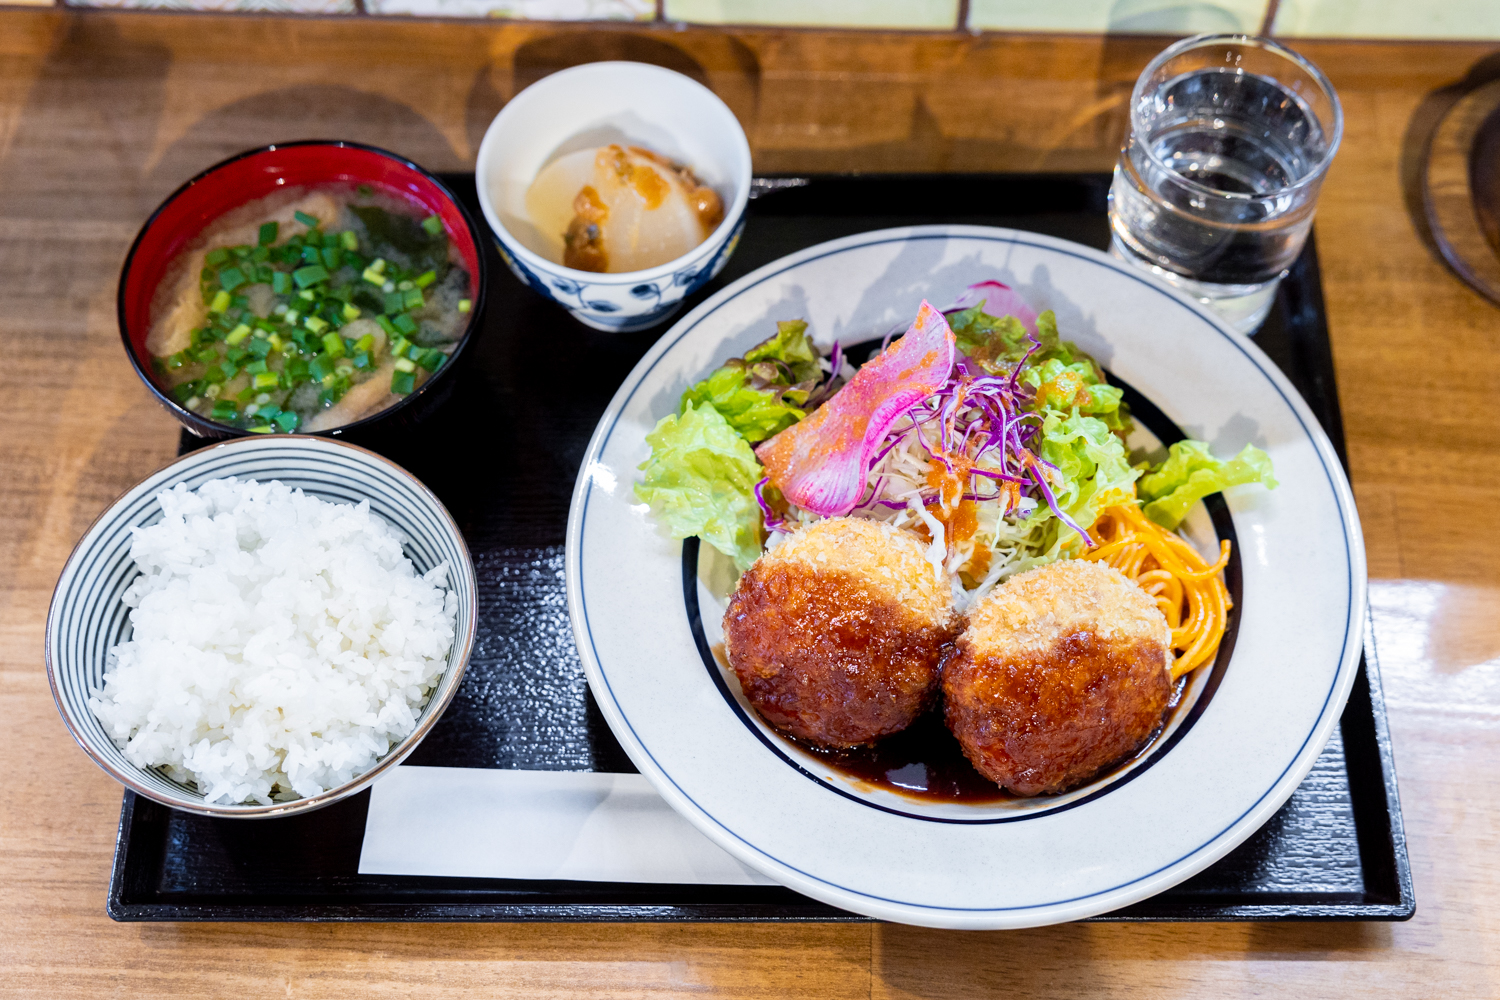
top-left (1080, 503), bottom-right (1231, 680)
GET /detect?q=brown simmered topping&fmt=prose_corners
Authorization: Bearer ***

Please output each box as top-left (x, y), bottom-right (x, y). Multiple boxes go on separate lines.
top-left (563, 184), bottom-right (609, 272)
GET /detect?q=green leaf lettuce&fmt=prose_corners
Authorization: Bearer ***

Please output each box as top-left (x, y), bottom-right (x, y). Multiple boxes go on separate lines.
top-left (634, 400), bottom-right (766, 571)
top-left (678, 320), bottom-right (820, 444)
top-left (1138, 440), bottom-right (1278, 529)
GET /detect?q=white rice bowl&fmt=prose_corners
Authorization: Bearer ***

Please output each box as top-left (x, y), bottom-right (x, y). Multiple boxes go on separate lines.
top-left (88, 477), bottom-right (458, 805)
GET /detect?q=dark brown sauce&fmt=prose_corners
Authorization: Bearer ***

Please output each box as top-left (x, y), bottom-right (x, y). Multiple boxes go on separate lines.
top-left (798, 710), bottom-right (1015, 803)
top-left (713, 644), bottom-right (1190, 805)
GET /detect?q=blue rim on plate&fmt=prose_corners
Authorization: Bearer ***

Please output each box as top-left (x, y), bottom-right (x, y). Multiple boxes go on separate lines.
top-left (565, 225), bottom-right (1366, 929)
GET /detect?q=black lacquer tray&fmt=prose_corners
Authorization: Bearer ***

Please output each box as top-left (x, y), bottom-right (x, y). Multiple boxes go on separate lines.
top-left (108, 173), bottom-right (1414, 922)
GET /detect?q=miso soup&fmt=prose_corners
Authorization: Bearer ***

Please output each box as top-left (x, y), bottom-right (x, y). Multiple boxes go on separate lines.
top-left (147, 185), bottom-right (473, 433)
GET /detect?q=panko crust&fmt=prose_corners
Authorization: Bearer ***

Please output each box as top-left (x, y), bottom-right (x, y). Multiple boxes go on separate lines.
top-left (944, 559), bottom-right (1173, 796)
top-left (723, 517), bottom-right (956, 747)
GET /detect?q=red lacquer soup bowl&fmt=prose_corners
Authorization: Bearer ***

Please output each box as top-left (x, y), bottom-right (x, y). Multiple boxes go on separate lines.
top-left (118, 141), bottom-right (488, 440)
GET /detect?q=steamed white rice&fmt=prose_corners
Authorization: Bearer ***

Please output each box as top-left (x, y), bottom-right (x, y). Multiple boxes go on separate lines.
top-left (89, 477), bottom-right (458, 805)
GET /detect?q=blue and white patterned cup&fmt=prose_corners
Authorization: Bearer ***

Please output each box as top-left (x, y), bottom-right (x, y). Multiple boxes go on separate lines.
top-left (476, 61), bottom-right (752, 333)
top-left (46, 436), bottom-right (477, 819)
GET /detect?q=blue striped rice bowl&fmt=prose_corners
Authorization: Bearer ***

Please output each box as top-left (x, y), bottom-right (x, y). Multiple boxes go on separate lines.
top-left (46, 435), bottom-right (476, 818)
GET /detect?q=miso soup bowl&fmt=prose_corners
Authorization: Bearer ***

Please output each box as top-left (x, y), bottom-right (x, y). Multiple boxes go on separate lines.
top-left (46, 435), bottom-right (477, 819)
top-left (476, 61), bottom-right (752, 333)
top-left (118, 141), bottom-right (489, 441)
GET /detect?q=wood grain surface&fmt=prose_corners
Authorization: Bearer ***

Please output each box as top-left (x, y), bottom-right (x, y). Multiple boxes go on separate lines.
top-left (3, 11), bottom-right (1498, 997)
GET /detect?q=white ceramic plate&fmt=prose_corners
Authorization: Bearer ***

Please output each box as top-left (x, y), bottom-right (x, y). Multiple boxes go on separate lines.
top-left (564, 226), bottom-right (1366, 929)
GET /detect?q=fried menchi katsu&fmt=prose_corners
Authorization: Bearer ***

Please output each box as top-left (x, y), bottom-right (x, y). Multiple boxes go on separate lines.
top-left (722, 517), bottom-right (957, 747)
top-left (943, 559), bottom-right (1173, 796)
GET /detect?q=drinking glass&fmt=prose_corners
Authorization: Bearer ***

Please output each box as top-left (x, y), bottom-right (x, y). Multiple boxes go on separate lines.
top-left (1108, 34), bottom-right (1344, 333)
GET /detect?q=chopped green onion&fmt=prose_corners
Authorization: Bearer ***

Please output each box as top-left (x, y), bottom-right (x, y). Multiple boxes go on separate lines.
top-left (383, 291), bottom-right (405, 314)
top-left (247, 338), bottom-right (272, 359)
top-left (191, 345), bottom-right (218, 363)
top-left (362, 266), bottom-right (386, 286)
top-left (244, 403), bottom-right (259, 417)
top-left (351, 351), bottom-right (371, 370)
top-left (391, 370), bottom-right (416, 395)
top-left (340, 231), bottom-right (359, 252)
top-left (417, 348), bottom-right (445, 372)
top-left (457, 299), bottom-right (471, 313)
top-left (407, 344), bottom-right (423, 360)
top-left (274, 410), bottom-right (299, 432)
top-left (301, 244), bottom-right (322, 265)
top-left (342, 302), bottom-right (361, 321)
top-left (321, 332), bottom-right (346, 358)
top-left (391, 336), bottom-right (410, 357)
top-left (369, 257), bottom-right (387, 274)
top-left (320, 246), bottom-right (342, 270)
top-left (397, 280), bottom-right (414, 292)
top-left (267, 333), bottom-right (285, 352)
top-left (203, 365), bottom-right (227, 385)
top-left (284, 309), bottom-right (300, 326)
top-left (354, 333), bottom-right (375, 353)
top-left (258, 222), bottom-right (279, 246)
top-left (308, 355), bottom-right (333, 381)
top-left (271, 271), bottom-right (291, 295)
top-left (245, 359), bottom-right (268, 374)
top-left (294, 210), bottom-right (319, 228)
top-left (403, 288), bottom-right (425, 310)
top-left (298, 289), bottom-right (316, 301)
top-left (254, 263), bottom-right (274, 284)
top-left (165, 352), bottom-right (186, 370)
top-left (251, 246), bottom-right (271, 263)
top-left (293, 265), bottom-right (328, 289)
top-left (211, 400), bottom-right (238, 421)
top-left (393, 314), bottom-right (417, 335)
top-left (374, 315), bottom-right (396, 336)
top-left (253, 371), bottom-right (279, 389)
top-left (393, 356), bottom-right (416, 373)
top-left (203, 383), bottom-right (222, 399)
top-left (218, 267), bottom-right (246, 292)
top-left (304, 315), bottom-right (329, 334)
top-left (414, 270), bottom-right (437, 289)
top-left (247, 425), bottom-right (275, 434)
top-left (225, 324), bottom-right (251, 346)
top-left (217, 360), bottom-right (240, 380)
top-left (237, 386), bottom-right (256, 402)
top-left (421, 215), bottom-right (443, 236)
top-left (232, 245), bottom-right (253, 258)
top-left (209, 290), bottom-right (231, 313)
top-left (205, 248), bottom-right (231, 267)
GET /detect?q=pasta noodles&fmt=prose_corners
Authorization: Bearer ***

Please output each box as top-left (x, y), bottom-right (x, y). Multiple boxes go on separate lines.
top-left (1080, 503), bottom-right (1231, 680)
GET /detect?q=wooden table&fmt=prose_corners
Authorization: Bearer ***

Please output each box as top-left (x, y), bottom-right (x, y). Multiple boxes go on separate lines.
top-left (3, 11), bottom-right (1498, 996)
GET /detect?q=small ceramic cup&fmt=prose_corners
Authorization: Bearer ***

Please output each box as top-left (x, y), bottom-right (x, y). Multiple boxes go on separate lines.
top-left (476, 61), bottom-right (752, 333)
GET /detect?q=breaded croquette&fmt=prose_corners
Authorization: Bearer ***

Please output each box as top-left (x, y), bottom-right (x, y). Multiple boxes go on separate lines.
top-left (943, 559), bottom-right (1173, 795)
top-left (723, 517), bottom-right (957, 747)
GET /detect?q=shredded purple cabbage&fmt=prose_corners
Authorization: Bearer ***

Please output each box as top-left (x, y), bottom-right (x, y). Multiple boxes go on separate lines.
top-left (756, 308), bottom-right (1097, 548)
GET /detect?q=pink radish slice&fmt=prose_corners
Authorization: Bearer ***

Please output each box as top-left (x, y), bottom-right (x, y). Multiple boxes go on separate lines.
top-left (756, 301), bottom-right (956, 517)
top-left (951, 280), bottom-right (1038, 334)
